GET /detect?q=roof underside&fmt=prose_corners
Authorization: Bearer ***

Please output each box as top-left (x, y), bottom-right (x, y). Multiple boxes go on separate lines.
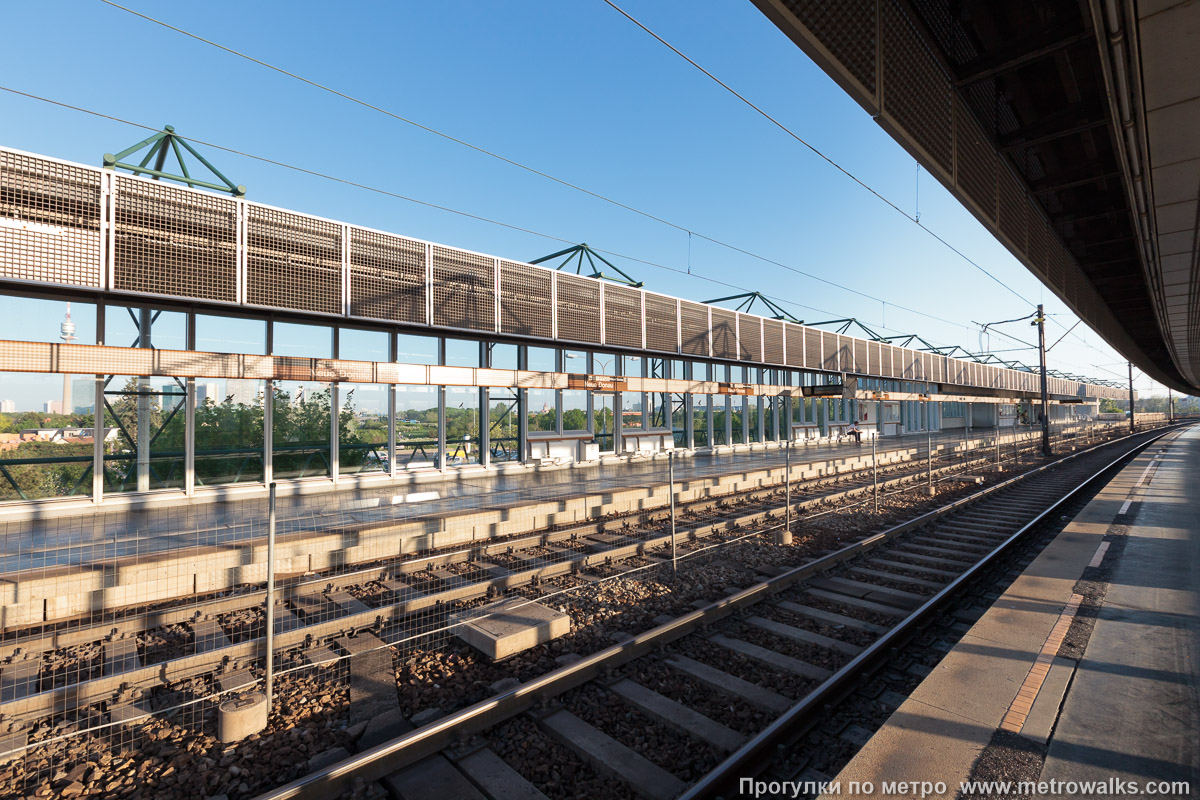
top-left (752, 0), bottom-right (1200, 394)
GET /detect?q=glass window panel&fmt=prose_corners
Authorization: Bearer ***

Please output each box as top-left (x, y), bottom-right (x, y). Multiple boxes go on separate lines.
top-left (562, 390), bottom-right (587, 432)
top-left (0, 297), bottom-right (96, 345)
top-left (195, 379), bottom-right (265, 486)
top-left (273, 322), bottom-right (331, 358)
top-left (691, 392), bottom-right (709, 449)
top-left (527, 389), bottom-right (556, 432)
top-left (712, 399), bottom-right (728, 446)
top-left (395, 385), bottom-right (438, 469)
top-left (593, 353), bottom-right (618, 376)
top-left (196, 314), bottom-right (265, 355)
top-left (445, 386), bottom-right (482, 466)
top-left (102, 374), bottom-right (186, 493)
top-left (0, 373), bottom-right (95, 502)
top-left (562, 350), bottom-right (587, 372)
top-left (526, 346), bottom-right (555, 373)
top-left (730, 397), bottom-right (745, 444)
top-left (622, 390), bottom-right (643, 431)
top-left (105, 306), bottom-right (185, 350)
top-left (339, 384), bottom-right (388, 475)
top-left (620, 355), bottom-right (642, 377)
top-left (488, 388), bottom-right (520, 462)
top-left (594, 393), bottom-right (616, 452)
top-left (397, 334), bottom-right (439, 365)
top-left (671, 393), bottom-right (686, 447)
top-left (649, 392), bottom-right (669, 429)
top-left (340, 328), bottom-right (389, 362)
top-left (444, 338), bottom-right (480, 368)
top-left (489, 343), bottom-right (518, 370)
top-left (690, 361), bottom-right (709, 381)
top-left (272, 380), bottom-right (332, 479)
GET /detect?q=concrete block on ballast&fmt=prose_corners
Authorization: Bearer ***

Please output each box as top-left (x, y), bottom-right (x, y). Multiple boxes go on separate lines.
top-left (453, 598), bottom-right (570, 660)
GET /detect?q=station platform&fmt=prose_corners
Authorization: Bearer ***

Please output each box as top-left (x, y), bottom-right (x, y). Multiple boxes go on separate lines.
top-left (822, 425), bottom-right (1199, 798)
top-left (0, 424), bottom-right (1055, 572)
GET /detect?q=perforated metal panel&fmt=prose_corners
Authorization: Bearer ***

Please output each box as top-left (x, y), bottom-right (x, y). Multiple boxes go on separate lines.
top-left (350, 228), bottom-right (426, 324)
top-left (785, 323), bottom-right (804, 367)
top-left (680, 301), bottom-right (710, 357)
top-left (431, 246), bottom-right (495, 332)
top-left (955, 98), bottom-right (996, 221)
top-left (112, 176), bottom-right (237, 302)
top-left (711, 308), bottom-right (737, 360)
top-left (997, 165), bottom-right (1026, 253)
top-left (0, 150), bottom-right (101, 287)
top-left (783, 0), bottom-right (876, 95)
top-left (246, 206), bottom-right (342, 314)
top-left (868, 341), bottom-right (880, 374)
top-left (643, 293), bottom-right (677, 353)
top-left (905, 349), bottom-right (920, 379)
top-left (853, 339), bottom-right (868, 373)
top-left (603, 284), bottom-right (643, 349)
top-left (882, 0), bottom-right (953, 173)
top-left (837, 335), bottom-right (854, 372)
top-left (763, 319), bottom-right (785, 365)
top-left (555, 273), bottom-right (601, 345)
top-left (822, 331), bottom-right (839, 371)
top-left (806, 329), bottom-right (823, 370)
top-left (498, 260), bottom-right (551, 338)
top-left (738, 313), bottom-right (762, 362)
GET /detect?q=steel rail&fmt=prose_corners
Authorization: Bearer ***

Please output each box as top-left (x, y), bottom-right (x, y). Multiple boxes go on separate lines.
top-left (680, 426), bottom-right (1182, 799)
top-left (253, 423), bottom-right (1181, 800)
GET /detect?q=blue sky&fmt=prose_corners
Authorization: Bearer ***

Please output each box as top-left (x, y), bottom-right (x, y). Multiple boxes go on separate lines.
top-left (0, 1), bottom-right (1160, 409)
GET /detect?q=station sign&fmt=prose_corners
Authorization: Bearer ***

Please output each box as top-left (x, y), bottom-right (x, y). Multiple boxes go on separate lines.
top-left (804, 384), bottom-right (847, 397)
top-left (567, 374), bottom-right (627, 391)
top-left (718, 382), bottom-right (756, 396)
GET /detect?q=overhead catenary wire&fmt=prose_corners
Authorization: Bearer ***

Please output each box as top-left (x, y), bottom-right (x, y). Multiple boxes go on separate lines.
top-left (95, 0), bottom-right (1030, 335)
top-left (598, 0), bottom-right (1035, 310)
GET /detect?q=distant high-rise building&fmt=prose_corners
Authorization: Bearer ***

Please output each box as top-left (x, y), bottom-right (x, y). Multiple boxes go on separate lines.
top-left (197, 382), bottom-right (220, 406)
top-left (225, 379), bottom-right (262, 407)
top-left (43, 400), bottom-right (63, 414)
top-left (70, 378), bottom-right (95, 414)
top-left (0, 399), bottom-right (14, 413)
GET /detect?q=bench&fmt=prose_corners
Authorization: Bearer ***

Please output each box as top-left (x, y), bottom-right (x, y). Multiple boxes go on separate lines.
top-left (527, 431), bottom-right (593, 465)
top-left (791, 423), bottom-right (821, 444)
top-left (621, 429), bottom-right (675, 456)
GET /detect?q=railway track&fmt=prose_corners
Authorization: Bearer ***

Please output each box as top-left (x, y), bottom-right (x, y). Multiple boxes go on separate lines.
top-left (249, 423), bottom-right (1184, 800)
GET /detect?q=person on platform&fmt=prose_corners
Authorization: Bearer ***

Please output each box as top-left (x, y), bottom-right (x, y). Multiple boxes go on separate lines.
top-left (847, 420), bottom-right (862, 444)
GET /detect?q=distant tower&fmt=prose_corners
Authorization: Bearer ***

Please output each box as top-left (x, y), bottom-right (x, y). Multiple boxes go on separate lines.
top-left (60, 304), bottom-right (78, 415)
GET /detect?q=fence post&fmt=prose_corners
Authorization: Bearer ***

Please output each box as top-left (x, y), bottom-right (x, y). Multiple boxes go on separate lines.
top-left (995, 425), bottom-right (1001, 472)
top-left (265, 482), bottom-right (277, 708)
top-left (927, 431), bottom-right (933, 496)
top-left (872, 434), bottom-right (879, 514)
top-left (669, 451), bottom-right (677, 574)
top-left (781, 439), bottom-right (793, 545)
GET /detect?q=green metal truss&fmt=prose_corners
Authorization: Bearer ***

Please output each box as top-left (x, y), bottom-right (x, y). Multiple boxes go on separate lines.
top-left (530, 244), bottom-right (643, 287)
top-left (103, 125), bottom-right (246, 197)
top-left (705, 291), bottom-right (803, 323)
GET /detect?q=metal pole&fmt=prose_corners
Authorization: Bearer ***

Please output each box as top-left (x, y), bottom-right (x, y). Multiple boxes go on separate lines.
top-left (1034, 304), bottom-right (1051, 455)
top-left (265, 482), bottom-right (277, 707)
top-left (995, 425), bottom-right (1000, 472)
top-left (926, 431), bottom-right (933, 496)
top-left (669, 451), bottom-right (677, 574)
top-left (1168, 388), bottom-right (1173, 423)
top-left (1128, 362), bottom-right (1136, 433)
top-left (781, 439), bottom-right (793, 545)
top-left (872, 433), bottom-right (879, 514)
